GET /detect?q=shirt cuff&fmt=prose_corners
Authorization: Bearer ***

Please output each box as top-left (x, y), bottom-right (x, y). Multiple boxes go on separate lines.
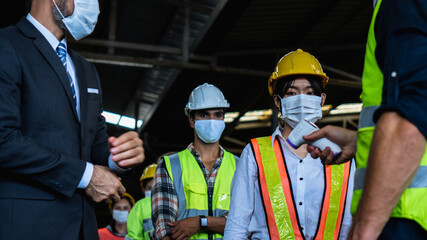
top-left (78, 162), bottom-right (93, 189)
top-left (108, 154), bottom-right (130, 174)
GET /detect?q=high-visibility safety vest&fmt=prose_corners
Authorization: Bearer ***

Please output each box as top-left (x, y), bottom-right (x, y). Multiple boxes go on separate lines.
top-left (126, 197), bottom-right (153, 240)
top-left (351, 0), bottom-right (427, 230)
top-left (251, 136), bottom-right (351, 240)
top-left (164, 149), bottom-right (237, 240)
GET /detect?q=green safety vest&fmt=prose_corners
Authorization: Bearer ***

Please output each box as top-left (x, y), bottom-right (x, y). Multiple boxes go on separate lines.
top-left (164, 149), bottom-right (237, 240)
top-left (351, 0), bottom-right (427, 230)
top-left (126, 197), bottom-right (153, 240)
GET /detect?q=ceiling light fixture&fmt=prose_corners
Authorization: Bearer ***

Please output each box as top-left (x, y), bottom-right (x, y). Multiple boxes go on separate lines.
top-left (329, 103), bottom-right (363, 115)
top-left (102, 111), bottom-right (143, 129)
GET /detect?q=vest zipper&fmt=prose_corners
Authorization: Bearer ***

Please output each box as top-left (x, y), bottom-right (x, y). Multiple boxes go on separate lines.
top-left (208, 185), bottom-right (213, 240)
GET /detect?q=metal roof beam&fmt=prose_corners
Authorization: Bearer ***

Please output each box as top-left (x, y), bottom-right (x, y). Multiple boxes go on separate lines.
top-left (75, 38), bottom-right (213, 62)
top-left (213, 44), bottom-right (366, 57)
top-left (322, 64), bottom-right (362, 82)
top-left (137, 0), bottom-right (230, 133)
top-left (80, 51), bottom-right (362, 88)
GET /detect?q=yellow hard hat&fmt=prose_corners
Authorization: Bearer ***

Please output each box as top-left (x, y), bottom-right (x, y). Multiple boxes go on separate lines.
top-left (140, 163), bottom-right (157, 182)
top-left (268, 49), bottom-right (329, 95)
top-left (109, 192), bottom-right (135, 210)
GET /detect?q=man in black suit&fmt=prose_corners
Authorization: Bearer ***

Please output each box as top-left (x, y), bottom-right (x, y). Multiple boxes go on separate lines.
top-left (0, 0), bottom-right (145, 239)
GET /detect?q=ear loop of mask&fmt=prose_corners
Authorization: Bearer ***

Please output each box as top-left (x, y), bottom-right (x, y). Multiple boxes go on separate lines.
top-left (52, 0), bottom-right (66, 19)
top-left (276, 94), bottom-right (283, 114)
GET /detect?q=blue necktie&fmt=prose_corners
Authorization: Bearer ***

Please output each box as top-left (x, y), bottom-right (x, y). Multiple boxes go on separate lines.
top-left (56, 42), bottom-right (77, 106)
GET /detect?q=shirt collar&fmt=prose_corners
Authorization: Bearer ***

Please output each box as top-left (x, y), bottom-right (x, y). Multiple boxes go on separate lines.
top-left (187, 143), bottom-right (224, 159)
top-left (26, 13), bottom-right (66, 51)
top-left (271, 126), bottom-right (286, 145)
top-left (272, 126), bottom-right (317, 161)
top-left (106, 225), bottom-right (126, 237)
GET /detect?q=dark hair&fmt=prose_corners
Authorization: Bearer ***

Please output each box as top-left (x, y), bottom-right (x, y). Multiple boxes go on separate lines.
top-left (273, 74), bottom-right (325, 98)
top-left (189, 109), bottom-right (226, 119)
top-left (123, 196), bottom-right (134, 208)
top-left (111, 195), bottom-right (134, 209)
top-left (142, 178), bottom-right (153, 189)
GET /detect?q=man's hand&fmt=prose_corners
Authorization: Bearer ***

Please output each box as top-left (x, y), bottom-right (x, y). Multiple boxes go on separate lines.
top-left (303, 125), bottom-right (357, 165)
top-left (167, 216), bottom-right (200, 240)
top-left (109, 131), bottom-right (145, 168)
top-left (84, 165), bottom-right (126, 203)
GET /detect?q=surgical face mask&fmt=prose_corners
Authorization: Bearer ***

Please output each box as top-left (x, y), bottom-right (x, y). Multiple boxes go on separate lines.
top-left (144, 190), bottom-right (151, 198)
top-left (194, 119), bottom-right (225, 144)
top-left (280, 94), bottom-right (323, 128)
top-left (112, 210), bottom-right (129, 224)
top-left (52, 0), bottom-right (100, 40)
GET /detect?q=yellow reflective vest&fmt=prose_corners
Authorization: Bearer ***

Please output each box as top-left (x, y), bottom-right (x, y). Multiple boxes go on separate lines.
top-left (126, 197), bottom-right (153, 240)
top-left (351, 0), bottom-right (427, 230)
top-left (164, 149), bottom-right (237, 240)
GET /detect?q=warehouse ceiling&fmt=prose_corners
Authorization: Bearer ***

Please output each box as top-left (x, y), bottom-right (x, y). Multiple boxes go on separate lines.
top-left (5, 0), bottom-right (372, 169)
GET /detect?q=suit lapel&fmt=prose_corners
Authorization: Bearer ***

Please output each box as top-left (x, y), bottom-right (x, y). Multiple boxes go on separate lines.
top-left (70, 51), bottom-right (88, 142)
top-left (17, 18), bottom-right (79, 121)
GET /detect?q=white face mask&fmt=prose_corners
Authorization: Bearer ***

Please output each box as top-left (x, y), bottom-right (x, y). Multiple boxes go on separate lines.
top-left (194, 119), bottom-right (225, 144)
top-left (52, 0), bottom-right (100, 40)
top-left (112, 210), bottom-right (129, 224)
top-left (280, 94), bottom-right (323, 128)
top-left (144, 190), bottom-right (151, 198)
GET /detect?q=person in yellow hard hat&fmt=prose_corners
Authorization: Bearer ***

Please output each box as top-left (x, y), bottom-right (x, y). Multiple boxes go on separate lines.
top-left (125, 163), bottom-right (157, 240)
top-left (223, 49), bottom-right (355, 240)
top-left (99, 193), bottom-right (136, 240)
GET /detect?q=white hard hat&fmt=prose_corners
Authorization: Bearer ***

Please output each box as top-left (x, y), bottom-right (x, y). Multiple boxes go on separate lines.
top-left (184, 83), bottom-right (230, 116)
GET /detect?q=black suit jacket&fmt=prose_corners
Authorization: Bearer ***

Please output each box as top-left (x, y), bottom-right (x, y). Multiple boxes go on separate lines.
top-left (0, 17), bottom-right (111, 239)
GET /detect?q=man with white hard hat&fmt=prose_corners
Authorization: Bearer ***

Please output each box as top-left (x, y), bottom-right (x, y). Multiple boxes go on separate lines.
top-left (151, 83), bottom-right (239, 240)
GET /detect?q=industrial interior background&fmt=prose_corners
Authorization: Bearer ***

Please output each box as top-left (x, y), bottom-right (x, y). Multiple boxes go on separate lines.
top-left (4, 0), bottom-right (372, 227)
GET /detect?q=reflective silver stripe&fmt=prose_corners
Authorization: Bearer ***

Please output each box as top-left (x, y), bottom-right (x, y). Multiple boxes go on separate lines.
top-left (355, 166), bottom-right (427, 190)
top-left (191, 238), bottom-right (223, 240)
top-left (354, 168), bottom-right (366, 190)
top-left (169, 153), bottom-right (187, 220)
top-left (358, 105), bottom-right (379, 129)
top-left (143, 218), bottom-right (154, 233)
top-left (190, 237), bottom-right (223, 240)
top-left (180, 209), bottom-right (209, 218)
top-left (182, 208), bottom-right (227, 217)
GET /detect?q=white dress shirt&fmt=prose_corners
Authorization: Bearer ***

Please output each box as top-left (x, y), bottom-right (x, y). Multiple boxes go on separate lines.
top-left (26, 14), bottom-right (126, 189)
top-left (224, 127), bottom-right (355, 240)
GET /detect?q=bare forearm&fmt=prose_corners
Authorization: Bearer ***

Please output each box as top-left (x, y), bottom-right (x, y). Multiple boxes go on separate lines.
top-left (350, 112), bottom-right (426, 239)
top-left (166, 216), bottom-right (226, 239)
top-left (206, 216), bottom-right (226, 235)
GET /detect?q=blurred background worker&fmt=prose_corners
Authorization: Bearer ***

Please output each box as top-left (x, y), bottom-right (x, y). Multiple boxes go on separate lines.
top-left (99, 193), bottom-right (135, 240)
top-left (126, 163), bottom-right (157, 240)
top-left (151, 83), bottom-right (239, 240)
top-left (224, 49), bottom-right (355, 240)
top-left (304, 0), bottom-right (427, 239)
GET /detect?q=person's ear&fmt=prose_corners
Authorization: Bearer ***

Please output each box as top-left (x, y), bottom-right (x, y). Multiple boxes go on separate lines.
top-left (273, 94), bottom-right (281, 110)
top-left (321, 93), bottom-right (326, 106)
top-left (189, 116), bottom-right (195, 128)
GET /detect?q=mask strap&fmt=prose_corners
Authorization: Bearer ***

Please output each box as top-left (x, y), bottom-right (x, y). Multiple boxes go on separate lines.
top-left (275, 94), bottom-right (283, 114)
top-left (52, 0), bottom-right (65, 19)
